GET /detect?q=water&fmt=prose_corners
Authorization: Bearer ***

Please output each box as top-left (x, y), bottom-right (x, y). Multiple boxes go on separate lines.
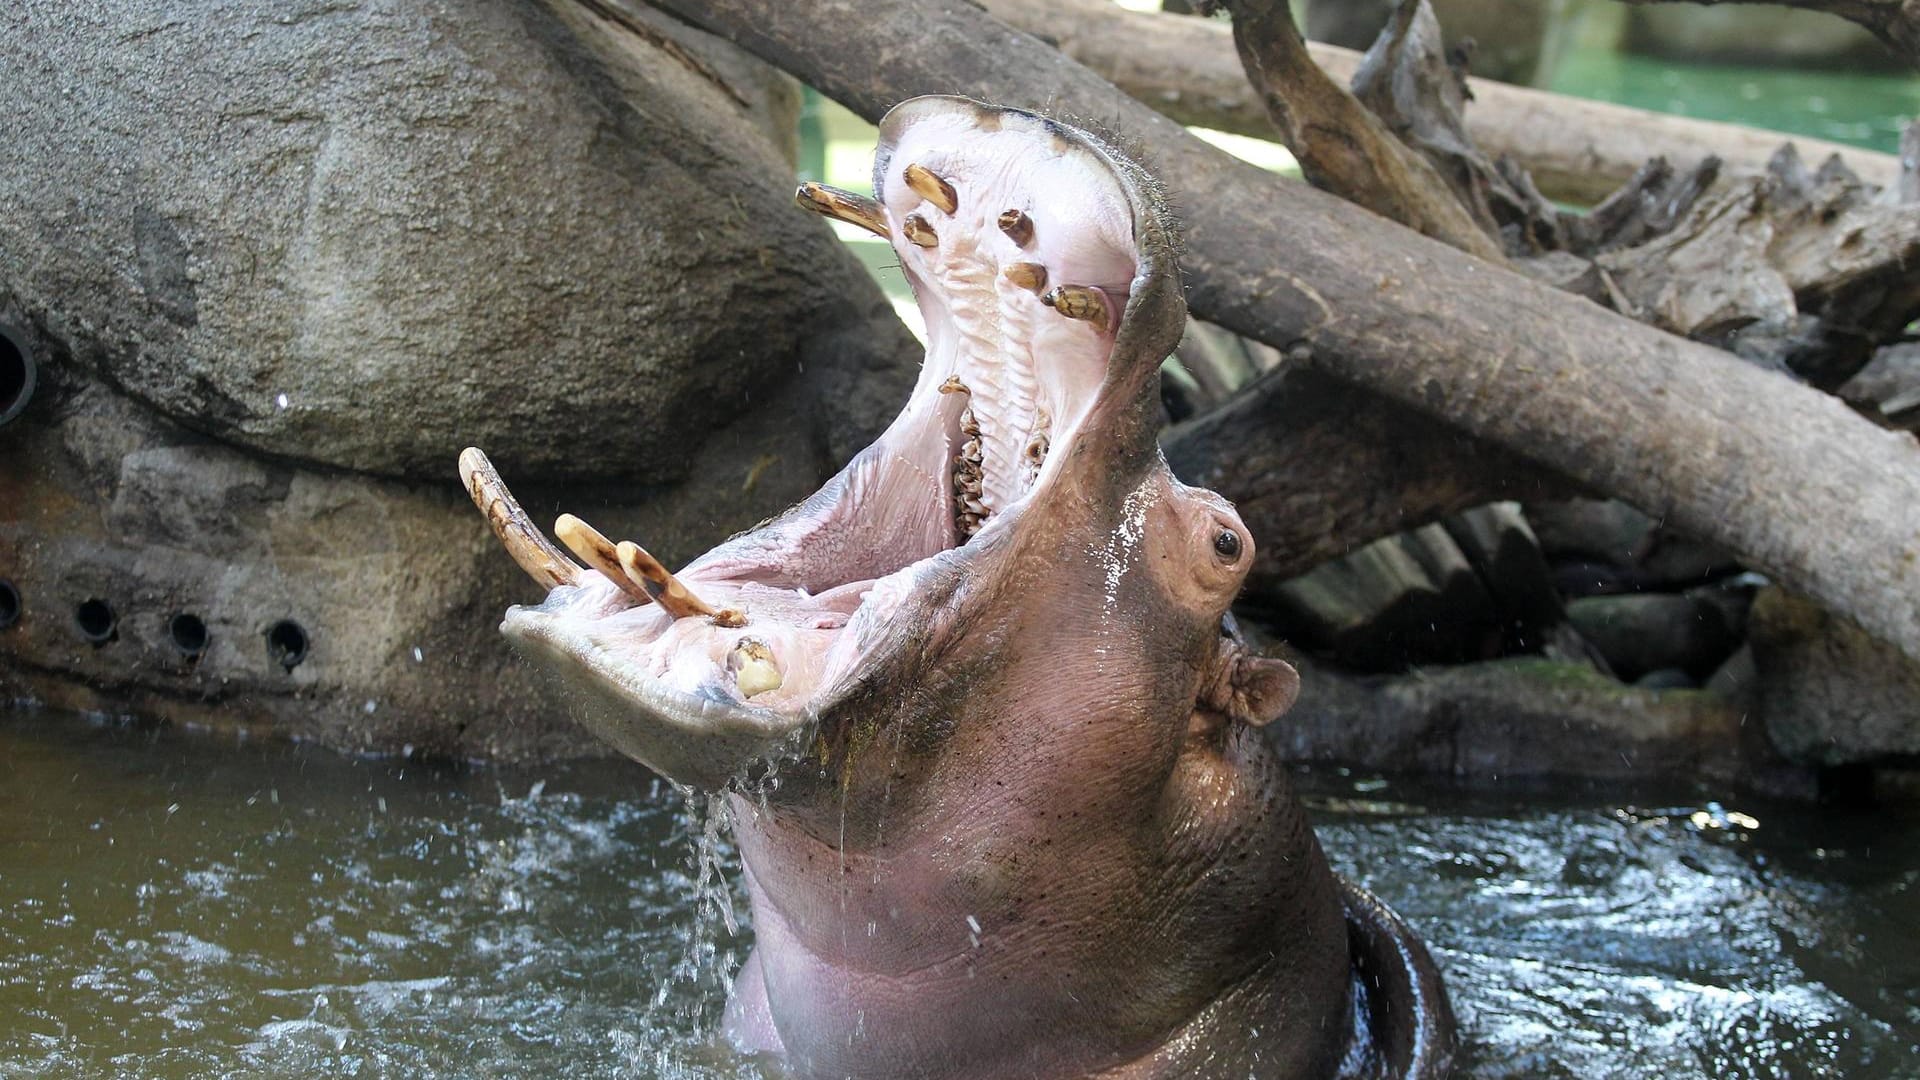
top-left (2, 715), bottom-right (1915, 1078)
top-left (1550, 46), bottom-right (1919, 155)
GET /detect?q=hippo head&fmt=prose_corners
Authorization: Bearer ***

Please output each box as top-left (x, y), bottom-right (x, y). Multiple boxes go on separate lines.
top-left (464, 96), bottom-right (1298, 793)
top-left (462, 96), bottom-right (1451, 1079)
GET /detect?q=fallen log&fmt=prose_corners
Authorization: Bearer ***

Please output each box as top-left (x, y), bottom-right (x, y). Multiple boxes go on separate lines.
top-left (640, 0), bottom-right (1920, 665)
top-left (978, 0), bottom-right (1902, 206)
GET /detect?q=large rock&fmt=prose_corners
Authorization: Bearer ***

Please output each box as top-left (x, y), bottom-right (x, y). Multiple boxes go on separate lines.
top-left (0, 0), bottom-right (915, 484)
top-left (1748, 589), bottom-right (1920, 765)
top-left (0, 0), bottom-right (921, 757)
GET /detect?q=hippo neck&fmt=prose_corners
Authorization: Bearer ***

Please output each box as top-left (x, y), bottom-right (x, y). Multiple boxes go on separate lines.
top-left (723, 727), bottom-right (1356, 1080)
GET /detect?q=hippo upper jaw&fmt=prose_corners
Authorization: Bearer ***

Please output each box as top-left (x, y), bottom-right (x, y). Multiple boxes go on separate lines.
top-left (466, 97), bottom-right (1185, 790)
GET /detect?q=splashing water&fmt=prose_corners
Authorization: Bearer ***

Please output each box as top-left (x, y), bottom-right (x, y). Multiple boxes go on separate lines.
top-left (0, 714), bottom-right (1915, 1078)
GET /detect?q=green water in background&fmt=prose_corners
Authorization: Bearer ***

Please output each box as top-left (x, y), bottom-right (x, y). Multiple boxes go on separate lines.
top-left (1549, 38), bottom-right (1918, 155)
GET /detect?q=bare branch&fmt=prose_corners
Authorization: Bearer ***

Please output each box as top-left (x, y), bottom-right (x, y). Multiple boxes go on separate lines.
top-left (1205, 0), bottom-right (1507, 260)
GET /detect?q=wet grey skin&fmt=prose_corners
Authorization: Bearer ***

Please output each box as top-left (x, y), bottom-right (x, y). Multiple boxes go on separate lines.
top-left (461, 96), bottom-right (1456, 1079)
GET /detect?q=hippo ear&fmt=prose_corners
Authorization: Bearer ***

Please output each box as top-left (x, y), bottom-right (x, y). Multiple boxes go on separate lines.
top-left (1227, 653), bottom-right (1301, 728)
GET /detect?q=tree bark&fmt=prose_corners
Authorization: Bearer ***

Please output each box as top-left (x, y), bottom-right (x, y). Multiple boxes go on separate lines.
top-left (1615, 0), bottom-right (1920, 67)
top-left (637, 0), bottom-right (1920, 665)
top-left (1209, 0), bottom-right (1507, 260)
top-left (979, 0), bottom-right (1902, 205)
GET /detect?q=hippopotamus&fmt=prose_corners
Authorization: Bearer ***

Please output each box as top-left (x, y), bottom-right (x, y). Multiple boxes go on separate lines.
top-left (459, 96), bottom-right (1455, 1079)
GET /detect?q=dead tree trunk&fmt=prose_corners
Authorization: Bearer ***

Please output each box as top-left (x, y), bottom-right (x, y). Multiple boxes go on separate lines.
top-left (636, 0), bottom-right (1920, 666)
top-left (980, 0), bottom-right (1901, 205)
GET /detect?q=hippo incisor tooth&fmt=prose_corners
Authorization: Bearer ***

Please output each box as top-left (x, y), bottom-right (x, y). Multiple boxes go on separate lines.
top-left (727, 638), bottom-right (783, 699)
top-left (903, 163), bottom-right (958, 214)
top-left (997, 209), bottom-right (1034, 248)
top-left (1002, 262), bottom-right (1047, 294)
top-left (459, 447), bottom-right (583, 590)
top-left (1042, 285), bottom-right (1114, 331)
top-left (794, 182), bottom-right (890, 239)
top-left (615, 540), bottom-right (748, 627)
top-left (554, 513), bottom-right (653, 605)
top-left (903, 214), bottom-right (938, 248)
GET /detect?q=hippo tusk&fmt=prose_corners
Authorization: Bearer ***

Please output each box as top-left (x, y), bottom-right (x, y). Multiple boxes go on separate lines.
top-left (903, 163), bottom-right (958, 214)
top-left (554, 514), bottom-right (655, 606)
top-left (1002, 262), bottom-right (1048, 294)
top-left (794, 182), bottom-right (890, 239)
top-left (615, 541), bottom-right (748, 628)
top-left (459, 447), bottom-right (584, 590)
top-left (1041, 284), bottom-right (1117, 332)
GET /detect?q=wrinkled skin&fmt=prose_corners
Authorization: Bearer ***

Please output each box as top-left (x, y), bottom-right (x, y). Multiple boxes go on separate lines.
top-left (472, 97), bottom-right (1454, 1079)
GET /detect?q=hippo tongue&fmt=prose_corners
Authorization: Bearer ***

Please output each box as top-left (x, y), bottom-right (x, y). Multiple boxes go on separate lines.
top-left (460, 97), bottom-right (1183, 789)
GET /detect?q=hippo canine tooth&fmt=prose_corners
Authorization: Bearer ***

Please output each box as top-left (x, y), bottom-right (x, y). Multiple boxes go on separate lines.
top-left (903, 163), bottom-right (958, 214)
top-left (1041, 284), bottom-right (1115, 331)
top-left (458, 447), bottom-right (583, 590)
top-left (1002, 261), bottom-right (1047, 294)
top-left (554, 513), bottom-right (653, 605)
top-left (615, 540), bottom-right (748, 628)
top-left (727, 638), bottom-right (784, 698)
top-left (903, 214), bottom-right (939, 248)
top-left (794, 182), bottom-right (890, 239)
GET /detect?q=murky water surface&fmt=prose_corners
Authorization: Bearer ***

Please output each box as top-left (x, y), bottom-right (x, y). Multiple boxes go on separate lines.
top-left (2, 714), bottom-right (1915, 1078)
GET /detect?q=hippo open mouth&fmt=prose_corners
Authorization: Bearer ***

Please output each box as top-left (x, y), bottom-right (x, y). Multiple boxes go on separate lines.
top-left (461, 97), bottom-right (1188, 789)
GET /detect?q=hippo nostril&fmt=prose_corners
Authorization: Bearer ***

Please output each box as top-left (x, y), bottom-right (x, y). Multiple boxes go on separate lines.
top-left (168, 613), bottom-right (209, 659)
top-left (266, 619), bottom-right (309, 671)
top-left (0, 580), bottom-right (19, 630)
top-left (1214, 529), bottom-right (1242, 562)
top-left (75, 598), bottom-right (117, 645)
top-left (0, 323), bottom-right (37, 428)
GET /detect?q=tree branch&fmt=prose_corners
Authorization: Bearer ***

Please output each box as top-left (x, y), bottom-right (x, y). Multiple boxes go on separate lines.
top-left (1616, 0), bottom-right (1920, 68)
top-left (1205, 0), bottom-right (1507, 260)
top-left (635, 0), bottom-right (1920, 665)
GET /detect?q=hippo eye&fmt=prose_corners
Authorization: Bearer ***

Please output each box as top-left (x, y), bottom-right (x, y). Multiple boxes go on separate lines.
top-left (1213, 528), bottom-right (1241, 562)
